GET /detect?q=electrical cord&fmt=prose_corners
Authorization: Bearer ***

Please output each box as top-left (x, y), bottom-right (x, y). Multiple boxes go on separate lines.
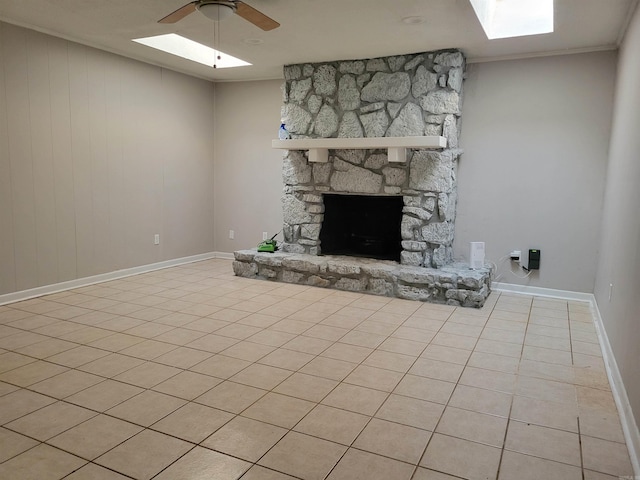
top-left (486, 254), bottom-right (534, 280)
top-left (485, 255), bottom-right (507, 283)
top-left (509, 266), bottom-right (534, 279)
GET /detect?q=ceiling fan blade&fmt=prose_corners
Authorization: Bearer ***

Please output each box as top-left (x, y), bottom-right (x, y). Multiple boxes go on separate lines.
top-left (235, 1), bottom-right (280, 31)
top-left (158, 2), bottom-right (198, 23)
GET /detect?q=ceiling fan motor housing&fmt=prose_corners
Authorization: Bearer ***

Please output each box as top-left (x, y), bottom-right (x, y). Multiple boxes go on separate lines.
top-left (197, 1), bottom-right (237, 21)
top-left (158, 0), bottom-right (279, 31)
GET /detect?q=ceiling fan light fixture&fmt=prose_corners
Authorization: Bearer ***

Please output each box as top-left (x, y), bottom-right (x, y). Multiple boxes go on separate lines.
top-left (197, 2), bottom-right (236, 22)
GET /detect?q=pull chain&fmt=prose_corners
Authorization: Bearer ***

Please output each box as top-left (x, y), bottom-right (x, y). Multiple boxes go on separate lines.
top-left (213, 19), bottom-right (217, 68)
top-left (213, 17), bottom-right (222, 69)
top-left (217, 18), bottom-right (222, 66)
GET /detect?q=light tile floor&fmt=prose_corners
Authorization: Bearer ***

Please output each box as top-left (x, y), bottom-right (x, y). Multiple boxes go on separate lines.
top-left (0, 258), bottom-right (634, 480)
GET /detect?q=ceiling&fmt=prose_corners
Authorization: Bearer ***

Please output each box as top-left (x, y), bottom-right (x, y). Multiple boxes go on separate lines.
top-left (0, 0), bottom-right (637, 82)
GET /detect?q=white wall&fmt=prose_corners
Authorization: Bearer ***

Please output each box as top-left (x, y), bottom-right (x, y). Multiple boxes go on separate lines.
top-left (455, 52), bottom-right (617, 292)
top-left (0, 22), bottom-right (215, 295)
top-left (213, 80), bottom-right (285, 252)
top-left (595, 3), bottom-right (640, 433)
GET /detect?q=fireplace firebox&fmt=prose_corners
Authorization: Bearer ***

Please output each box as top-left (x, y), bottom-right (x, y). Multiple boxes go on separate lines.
top-left (319, 194), bottom-right (403, 261)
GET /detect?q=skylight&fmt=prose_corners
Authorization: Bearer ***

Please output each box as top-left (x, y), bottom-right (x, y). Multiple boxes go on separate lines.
top-left (469, 0), bottom-right (554, 39)
top-left (133, 34), bottom-right (251, 69)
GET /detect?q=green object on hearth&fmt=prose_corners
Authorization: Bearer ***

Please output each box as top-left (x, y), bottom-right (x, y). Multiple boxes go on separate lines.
top-left (257, 232), bottom-right (279, 253)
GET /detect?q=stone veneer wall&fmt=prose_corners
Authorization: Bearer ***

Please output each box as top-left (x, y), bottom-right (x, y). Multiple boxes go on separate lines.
top-left (280, 50), bottom-right (465, 268)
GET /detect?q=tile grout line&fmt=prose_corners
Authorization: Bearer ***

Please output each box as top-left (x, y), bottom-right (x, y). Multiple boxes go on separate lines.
top-left (412, 292), bottom-right (499, 478)
top-left (566, 300), bottom-right (587, 480)
top-left (494, 292), bottom-right (530, 480)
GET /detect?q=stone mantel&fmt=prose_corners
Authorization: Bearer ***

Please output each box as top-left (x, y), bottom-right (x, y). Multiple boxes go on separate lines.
top-left (272, 136), bottom-right (447, 163)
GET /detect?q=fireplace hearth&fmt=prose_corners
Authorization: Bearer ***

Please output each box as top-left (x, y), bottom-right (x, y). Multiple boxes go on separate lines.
top-left (233, 250), bottom-right (491, 307)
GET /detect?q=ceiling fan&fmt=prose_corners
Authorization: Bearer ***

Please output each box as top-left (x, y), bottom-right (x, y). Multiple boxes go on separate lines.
top-left (158, 0), bottom-right (280, 31)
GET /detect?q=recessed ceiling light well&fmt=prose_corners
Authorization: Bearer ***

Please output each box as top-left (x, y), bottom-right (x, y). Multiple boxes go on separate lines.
top-left (132, 34), bottom-right (251, 68)
top-left (469, 0), bottom-right (554, 39)
top-left (402, 16), bottom-right (426, 25)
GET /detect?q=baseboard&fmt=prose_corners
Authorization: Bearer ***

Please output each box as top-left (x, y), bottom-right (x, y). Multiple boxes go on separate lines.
top-left (492, 281), bottom-right (595, 303)
top-left (0, 251), bottom-right (227, 306)
top-left (591, 300), bottom-right (640, 475)
top-left (212, 251), bottom-right (235, 260)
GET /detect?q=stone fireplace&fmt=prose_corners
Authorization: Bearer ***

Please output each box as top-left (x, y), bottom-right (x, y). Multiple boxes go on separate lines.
top-left (233, 49), bottom-right (492, 307)
top-left (279, 50), bottom-right (464, 268)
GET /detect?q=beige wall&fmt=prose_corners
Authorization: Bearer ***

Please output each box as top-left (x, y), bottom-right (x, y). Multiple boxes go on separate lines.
top-left (595, 3), bottom-right (640, 428)
top-left (455, 52), bottom-right (616, 292)
top-left (0, 22), bottom-right (215, 295)
top-left (213, 80), bottom-right (284, 252)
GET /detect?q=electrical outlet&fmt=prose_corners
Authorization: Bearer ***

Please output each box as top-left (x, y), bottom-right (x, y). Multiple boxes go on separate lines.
top-left (229, 230), bottom-right (234, 240)
top-left (154, 234), bottom-right (160, 245)
top-left (262, 232), bottom-right (268, 241)
top-left (510, 250), bottom-right (521, 261)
